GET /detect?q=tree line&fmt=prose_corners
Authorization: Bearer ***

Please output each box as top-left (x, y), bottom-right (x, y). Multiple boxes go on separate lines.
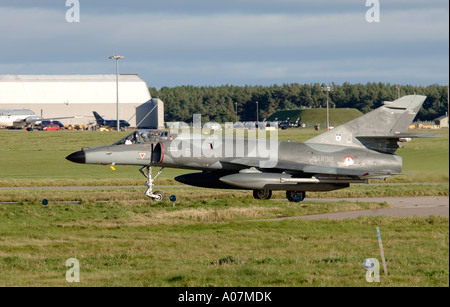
top-left (149, 83), bottom-right (448, 123)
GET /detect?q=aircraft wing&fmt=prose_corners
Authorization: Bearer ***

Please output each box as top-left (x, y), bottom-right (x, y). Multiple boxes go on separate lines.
top-left (24, 115), bottom-right (83, 123)
top-left (220, 157), bottom-right (396, 178)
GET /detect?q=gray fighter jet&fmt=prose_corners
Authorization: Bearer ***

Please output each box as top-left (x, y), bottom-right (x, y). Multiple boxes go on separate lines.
top-left (66, 95), bottom-right (432, 202)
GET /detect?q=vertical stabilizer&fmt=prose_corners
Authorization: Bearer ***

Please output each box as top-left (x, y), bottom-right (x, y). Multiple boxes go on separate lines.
top-left (93, 111), bottom-right (104, 125)
top-left (304, 95), bottom-right (427, 151)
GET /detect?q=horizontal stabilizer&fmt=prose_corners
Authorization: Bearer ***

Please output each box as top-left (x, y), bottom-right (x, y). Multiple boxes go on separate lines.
top-left (357, 133), bottom-right (438, 139)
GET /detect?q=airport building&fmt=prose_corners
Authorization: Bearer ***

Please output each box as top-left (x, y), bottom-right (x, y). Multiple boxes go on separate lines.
top-left (0, 74), bottom-right (164, 129)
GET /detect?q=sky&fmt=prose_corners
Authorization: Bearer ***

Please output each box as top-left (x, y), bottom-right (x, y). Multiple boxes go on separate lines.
top-left (0, 0), bottom-right (448, 88)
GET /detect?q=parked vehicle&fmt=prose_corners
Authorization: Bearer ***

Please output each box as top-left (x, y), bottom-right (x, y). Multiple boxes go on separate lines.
top-left (41, 121), bottom-right (64, 129)
top-left (42, 124), bottom-right (60, 131)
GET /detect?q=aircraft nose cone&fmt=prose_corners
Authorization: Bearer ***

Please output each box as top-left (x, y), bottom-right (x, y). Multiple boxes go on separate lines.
top-left (66, 150), bottom-right (86, 164)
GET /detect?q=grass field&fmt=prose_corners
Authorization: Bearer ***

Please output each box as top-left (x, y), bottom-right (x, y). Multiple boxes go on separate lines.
top-left (0, 128), bottom-right (448, 185)
top-left (0, 202), bottom-right (447, 287)
top-left (0, 128), bottom-right (448, 287)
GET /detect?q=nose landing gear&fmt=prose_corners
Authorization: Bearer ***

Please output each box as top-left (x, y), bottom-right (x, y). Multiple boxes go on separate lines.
top-left (139, 166), bottom-right (165, 201)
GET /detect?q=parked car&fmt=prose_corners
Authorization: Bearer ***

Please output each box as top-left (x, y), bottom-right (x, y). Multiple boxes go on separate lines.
top-left (42, 124), bottom-right (60, 131)
top-left (41, 121), bottom-right (64, 129)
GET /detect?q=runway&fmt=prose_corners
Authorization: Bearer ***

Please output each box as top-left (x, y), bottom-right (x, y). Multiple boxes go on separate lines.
top-left (1, 183), bottom-right (448, 220)
top-left (263, 196), bottom-right (449, 221)
top-left (0, 182), bottom-right (446, 191)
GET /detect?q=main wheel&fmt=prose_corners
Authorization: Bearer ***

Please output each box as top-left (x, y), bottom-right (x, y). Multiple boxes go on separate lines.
top-left (152, 191), bottom-right (165, 202)
top-left (286, 191), bottom-right (305, 202)
top-left (253, 189), bottom-right (272, 200)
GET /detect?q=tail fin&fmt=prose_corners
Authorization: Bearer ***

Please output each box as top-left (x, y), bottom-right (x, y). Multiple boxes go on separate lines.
top-left (93, 111), bottom-right (104, 124)
top-left (304, 95), bottom-right (427, 153)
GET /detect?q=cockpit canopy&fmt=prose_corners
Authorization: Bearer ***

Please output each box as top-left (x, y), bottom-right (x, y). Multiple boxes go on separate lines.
top-left (114, 130), bottom-right (169, 145)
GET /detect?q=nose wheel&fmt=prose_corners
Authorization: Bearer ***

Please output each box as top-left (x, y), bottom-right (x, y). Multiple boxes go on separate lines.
top-left (151, 190), bottom-right (165, 202)
top-left (139, 166), bottom-right (165, 201)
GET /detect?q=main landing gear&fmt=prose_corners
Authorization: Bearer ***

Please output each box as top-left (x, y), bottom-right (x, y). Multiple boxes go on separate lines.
top-left (139, 166), bottom-right (165, 201)
top-left (286, 191), bottom-right (305, 202)
top-left (252, 189), bottom-right (306, 202)
top-left (253, 189), bottom-right (272, 200)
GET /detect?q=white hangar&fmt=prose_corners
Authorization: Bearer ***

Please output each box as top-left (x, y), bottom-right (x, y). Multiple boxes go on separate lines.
top-left (0, 74), bottom-right (164, 129)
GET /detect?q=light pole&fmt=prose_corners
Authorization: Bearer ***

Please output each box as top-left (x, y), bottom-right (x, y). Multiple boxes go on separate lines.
top-left (235, 102), bottom-right (238, 123)
top-left (447, 83), bottom-right (449, 117)
top-left (109, 54), bottom-right (124, 131)
top-left (321, 86), bottom-right (332, 130)
top-left (256, 101), bottom-right (259, 122)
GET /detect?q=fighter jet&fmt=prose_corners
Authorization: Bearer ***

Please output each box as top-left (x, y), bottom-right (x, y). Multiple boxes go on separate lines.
top-left (93, 111), bottom-right (130, 131)
top-left (67, 95), bottom-right (432, 202)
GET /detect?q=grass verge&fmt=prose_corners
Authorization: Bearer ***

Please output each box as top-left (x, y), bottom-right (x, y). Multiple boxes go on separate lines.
top-left (0, 200), bottom-right (447, 287)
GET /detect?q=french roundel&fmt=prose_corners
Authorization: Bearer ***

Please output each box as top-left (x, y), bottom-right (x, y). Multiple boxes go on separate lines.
top-left (344, 155), bottom-right (354, 166)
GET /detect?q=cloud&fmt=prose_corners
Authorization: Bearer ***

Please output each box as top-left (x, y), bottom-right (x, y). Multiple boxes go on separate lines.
top-left (2, 7), bottom-right (447, 54)
top-left (0, 1), bottom-right (448, 87)
top-left (129, 55), bottom-right (448, 87)
top-left (2, 0), bottom-right (447, 15)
